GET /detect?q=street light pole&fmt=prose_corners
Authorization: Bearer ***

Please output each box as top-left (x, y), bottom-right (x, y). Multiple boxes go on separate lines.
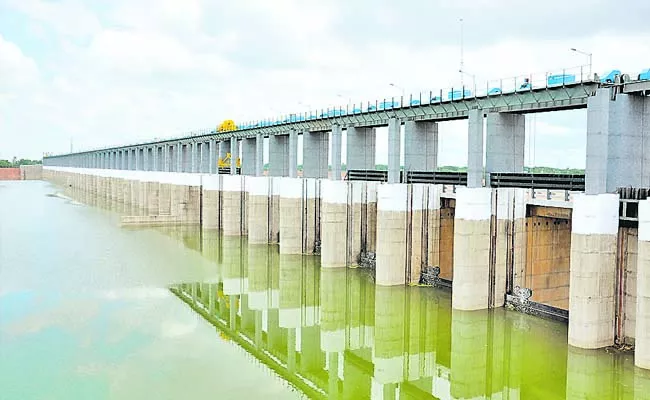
top-left (389, 83), bottom-right (405, 98)
top-left (570, 47), bottom-right (592, 78)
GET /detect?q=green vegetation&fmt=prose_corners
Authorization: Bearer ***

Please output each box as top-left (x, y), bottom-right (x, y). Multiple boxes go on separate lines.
top-left (0, 158), bottom-right (42, 168)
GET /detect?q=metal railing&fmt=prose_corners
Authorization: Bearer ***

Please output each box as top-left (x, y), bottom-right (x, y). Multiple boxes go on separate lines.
top-left (404, 171), bottom-right (468, 185)
top-left (345, 170), bottom-right (389, 182)
top-left (218, 167), bottom-right (241, 175)
top-left (490, 173), bottom-right (585, 191)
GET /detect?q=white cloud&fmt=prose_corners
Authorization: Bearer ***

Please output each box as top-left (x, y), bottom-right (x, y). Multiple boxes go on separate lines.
top-left (6, 0), bottom-right (101, 38)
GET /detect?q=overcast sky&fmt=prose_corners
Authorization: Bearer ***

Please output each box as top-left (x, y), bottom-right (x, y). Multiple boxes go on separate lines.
top-left (1, 0), bottom-right (649, 167)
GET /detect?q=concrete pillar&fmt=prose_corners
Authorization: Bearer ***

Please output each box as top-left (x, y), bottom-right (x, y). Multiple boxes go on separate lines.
top-left (209, 139), bottom-right (217, 174)
top-left (346, 127), bottom-right (376, 171)
top-left (403, 121), bottom-right (438, 172)
top-left (269, 135), bottom-right (289, 177)
top-left (288, 130), bottom-right (298, 178)
top-left (191, 142), bottom-right (199, 173)
top-left (255, 134), bottom-right (264, 177)
top-left (202, 175), bottom-right (220, 230)
top-left (181, 144), bottom-right (190, 173)
top-left (331, 125), bottom-right (342, 181)
top-left (200, 142), bottom-right (209, 173)
top-left (485, 113), bottom-right (525, 180)
top-left (279, 178), bottom-right (303, 254)
top-left (568, 193), bottom-right (618, 348)
top-left (146, 148), bottom-right (152, 171)
top-left (247, 176), bottom-right (271, 243)
top-left (452, 187), bottom-right (492, 310)
top-left (303, 131), bottom-right (329, 178)
top-left (222, 175), bottom-right (244, 236)
top-left (321, 180), bottom-right (348, 267)
top-left (230, 139), bottom-right (238, 175)
top-left (586, 89), bottom-right (650, 194)
top-left (637, 200), bottom-right (650, 369)
top-left (387, 118), bottom-right (401, 183)
top-left (242, 137), bottom-right (257, 176)
top-left (376, 184), bottom-right (408, 285)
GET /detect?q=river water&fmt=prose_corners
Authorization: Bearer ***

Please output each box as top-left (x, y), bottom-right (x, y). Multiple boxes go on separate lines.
top-left (1, 181), bottom-right (649, 399)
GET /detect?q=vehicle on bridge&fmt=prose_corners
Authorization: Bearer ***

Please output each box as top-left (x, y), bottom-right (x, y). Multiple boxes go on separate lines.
top-left (448, 89), bottom-right (472, 100)
top-left (378, 101), bottom-right (400, 110)
top-left (488, 87), bottom-right (502, 95)
top-left (409, 99), bottom-right (421, 106)
top-left (639, 68), bottom-right (650, 80)
top-left (547, 74), bottom-right (576, 86)
top-left (601, 69), bottom-right (621, 83)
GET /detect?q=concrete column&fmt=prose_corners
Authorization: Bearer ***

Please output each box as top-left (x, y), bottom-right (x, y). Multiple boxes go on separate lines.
top-left (331, 125), bottom-right (342, 180)
top-left (242, 137), bottom-right (257, 176)
top-left (181, 144), bottom-right (191, 173)
top-left (191, 142), bottom-right (199, 173)
top-left (145, 148), bottom-right (152, 171)
top-left (153, 146), bottom-right (159, 171)
top-left (288, 130), bottom-right (298, 178)
top-left (303, 131), bottom-right (328, 178)
top-left (376, 184), bottom-right (408, 285)
top-left (452, 187), bottom-right (492, 310)
top-left (586, 89), bottom-right (650, 194)
top-left (346, 127), bottom-right (376, 171)
top-left (568, 193), bottom-right (618, 348)
top-left (404, 121), bottom-right (438, 172)
top-left (230, 139), bottom-right (237, 175)
top-left (174, 144), bottom-right (181, 172)
top-left (485, 113), bottom-right (525, 180)
top-left (202, 175), bottom-right (220, 230)
top-left (321, 180), bottom-right (348, 267)
top-left (121, 150), bottom-right (127, 170)
top-left (636, 200), bottom-right (650, 369)
top-left (279, 178), bottom-right (303, 254)
top-left (209, 139), bottom-right (217, 174)
top-left (219, 139), bottom-right (230, 162)
top-left (387, 118), bottom-right (401, 183)
top-left (201, 142), bottom-right (210, 173)
top-left (269, 135), bottom-right (289, 177)
top-left (222, 175), bottom-right (244, 236)
top-left (247, 176), bottom-right (271, 243)
top-left (255, 134), bottom-right (264, 177)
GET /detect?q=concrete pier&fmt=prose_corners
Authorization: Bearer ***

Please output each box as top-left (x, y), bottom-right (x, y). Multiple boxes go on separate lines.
top-left (303, 131), bottom-right (329, 179)
top-left (452, 187), bottom-right (492, 310)
top-left (376, 184), bottom-right (408, 286)
top-left (247, 176), bottom-right (272, 243)
top-left (269, 135), bottom-right (289, 177)
top-left (568, 193), bottom-right (618, 349)
top-left (321, 180), bottom-right (348, 268)
top-left (346, 127), bottom-right (376, 171)
top-left (279, 178), bottom-right (304, 254)
top-left (203, 175), bottom-right (221, 230)
top-left (222, 175), bottom-right (245, 236)
top-left (403, 121), bottom-right (438, 172)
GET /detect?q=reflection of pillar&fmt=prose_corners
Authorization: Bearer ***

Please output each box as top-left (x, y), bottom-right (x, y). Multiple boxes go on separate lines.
top-left (321, 268), bottom-right (347, 353)
top-left (450, 309), bottom-right (488, 399)
top-left (279, 254), bottom-right (302, 329)
top-left (248, 244), bottom-right (270, 312)
top-left (566, 347), bottom-right (614, 399)
top-left (405, 289), bottom-right (437, 383)
top-left (373, 286), bottom-right (406, 386)
top-left (222, 236), bottom-right (246, 297)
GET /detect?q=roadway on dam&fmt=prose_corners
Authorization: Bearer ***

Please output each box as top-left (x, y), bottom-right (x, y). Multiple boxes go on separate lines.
top-left (1, 181), bottom-right (650, 399)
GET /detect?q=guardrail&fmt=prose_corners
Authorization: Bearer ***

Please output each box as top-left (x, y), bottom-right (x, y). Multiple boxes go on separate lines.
top-left (490, 173), bottom-right (585, 191)
top-left (345, 170), bottom-right (390, 182)
top-left (618, 187), bottom-right (650, 225)
top-left (404, 171), bottom-right (468, 185)
top-left (218, 167), bottom-right (241, 174)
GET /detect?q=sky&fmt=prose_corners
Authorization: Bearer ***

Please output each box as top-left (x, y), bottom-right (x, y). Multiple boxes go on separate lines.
top-left (1, 0), bottom-right (650, 167)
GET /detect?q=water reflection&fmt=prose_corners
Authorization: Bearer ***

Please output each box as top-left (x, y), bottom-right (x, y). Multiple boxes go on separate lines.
top-left (169, 231), bottom-right (650, 399)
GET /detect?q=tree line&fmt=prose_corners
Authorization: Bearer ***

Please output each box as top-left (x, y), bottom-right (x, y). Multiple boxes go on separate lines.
top-left (0, 158), bottom-right (42, 168)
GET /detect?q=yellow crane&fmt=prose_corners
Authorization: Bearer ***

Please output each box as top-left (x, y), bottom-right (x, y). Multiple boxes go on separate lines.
top-left (217, 152), bottom-right (241, 168)
top-left (215, 120), bottom-right (241, 169)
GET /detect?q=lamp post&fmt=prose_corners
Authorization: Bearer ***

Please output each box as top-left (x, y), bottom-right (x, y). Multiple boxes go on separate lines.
top-left (570, 47), bottom-right (592, 78)
top-left (389, 83), bottom-right (405, 98)
top-left (458, 69), bottom-right (476, 94)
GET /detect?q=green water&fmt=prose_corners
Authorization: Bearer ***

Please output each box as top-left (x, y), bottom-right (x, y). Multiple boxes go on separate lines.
top-left (1, 181), bottom-right (650, 399)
